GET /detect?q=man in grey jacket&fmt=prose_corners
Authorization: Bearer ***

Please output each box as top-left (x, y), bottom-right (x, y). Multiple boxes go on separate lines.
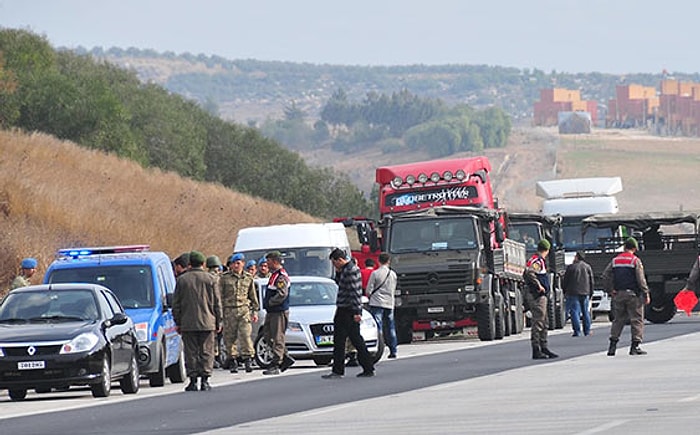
top-left (366, 252), bottom-right (398, 358)
top-left (562, 251), bottom-right (595, 337)
top-left (172, 251), bottom-right (222, 392)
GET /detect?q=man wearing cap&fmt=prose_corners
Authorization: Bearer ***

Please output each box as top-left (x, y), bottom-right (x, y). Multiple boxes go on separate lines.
top-left (602, 237), bottom-right (650, 356)
top-left (11, 258), bottom-right (38, 290)
top-left (256, 257), bottom-right (271, 279)
top-left (219, 253), bottom-right (259, 373)
top-left (206, 255), bottom-right (224, 276)
top-left (562, 251), bottom-right (595, 337)
top-left (261, 250), bottom-right (295, 375)
top-left (172, 251), bottom-right (222, 391)
top-left (523, 239), bottom-right (559, 360)
top-left (322, 248), bottom-right (375, 379)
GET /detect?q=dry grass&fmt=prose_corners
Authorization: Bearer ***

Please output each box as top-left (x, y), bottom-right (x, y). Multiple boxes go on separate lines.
top-left (0, 129), bottom-right (317, 291)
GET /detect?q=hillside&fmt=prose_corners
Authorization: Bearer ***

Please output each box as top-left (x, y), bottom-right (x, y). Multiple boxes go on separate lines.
top-left (0, 129), bottom-right (317, 291)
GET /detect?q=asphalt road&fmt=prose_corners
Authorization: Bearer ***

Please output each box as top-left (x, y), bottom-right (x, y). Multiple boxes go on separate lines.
top-left (1, 316), bottom-right (699, 434)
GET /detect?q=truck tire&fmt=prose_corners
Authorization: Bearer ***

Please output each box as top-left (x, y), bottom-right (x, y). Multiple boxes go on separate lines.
top-left (547, 294), bottom-right (557, 331)
top-left (477, 293), bottom-right (496, 341)
top-left (645, 294), bottom-right (676, 324)
top-left (554, 287), bottom-right (566, 329)
top-left (512, 286), bottom-right (525, 334)
top-left (501, 281), bottom-right (513, 337)
top-left (494, 293), bottom-right (506, 340)
top-left (396, 314), bottom-right (413, 344)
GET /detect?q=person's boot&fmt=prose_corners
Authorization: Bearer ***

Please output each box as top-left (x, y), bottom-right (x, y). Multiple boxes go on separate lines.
top-left (200, 376), bottom-right (211, 391)
top-left (262, 365), bottom-right (280, 375)
top-left (532, 343), bottom-right (547, 360)
top-left (185, 376), bottom-right (198, 392)
top-left (629, 341), bottom-right (647, 355)
top-left (346, 352), bottom-right (359, 367)
top-left (229, 357), bottom-right (239, 373)
top-left (607, 338), bottom-right (618, 356)
top-left (244, 358), bottom-right (253, 373)
top-left (541, 345), bottom-right (559, 359)
top-left (280, 354), bottom-right (295, 372)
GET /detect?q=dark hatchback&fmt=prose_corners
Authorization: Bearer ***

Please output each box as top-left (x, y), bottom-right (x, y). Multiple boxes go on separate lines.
top-left (0, 283), bottom-right (140, 401)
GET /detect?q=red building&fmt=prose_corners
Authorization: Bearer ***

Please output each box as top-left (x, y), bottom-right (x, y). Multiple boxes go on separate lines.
top-left (533, 88), bottom-right (597, 127)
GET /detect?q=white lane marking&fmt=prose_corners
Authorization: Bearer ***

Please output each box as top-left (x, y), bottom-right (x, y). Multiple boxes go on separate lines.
top-left (678, 394), bottom-right (700, 402)
top-left (574, 419), bottom-right (628, 435)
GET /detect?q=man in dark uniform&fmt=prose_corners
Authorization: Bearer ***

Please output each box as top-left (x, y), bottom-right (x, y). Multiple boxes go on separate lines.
top-left (261, 251), bottom-right (295, 375)
top-left (322, 248), bottom-right (375, 379)
top-left (172, 251), bottom-right (222, 391)
top-left (603, 237), bottom-right (650, 356)
top-left (523, 239), bottom-right (559, 360)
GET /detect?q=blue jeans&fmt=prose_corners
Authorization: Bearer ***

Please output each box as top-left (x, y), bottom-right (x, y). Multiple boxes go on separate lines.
top-left (566, 295), bottom-right (591, 336)
top-left (369, 306), bottom-right (398, 356)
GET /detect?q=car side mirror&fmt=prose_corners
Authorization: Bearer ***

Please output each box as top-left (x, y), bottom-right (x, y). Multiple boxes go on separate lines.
top-left (495, 222), bottom-right (505, 244)
top-left (104, 312), bottom-right (129, 329)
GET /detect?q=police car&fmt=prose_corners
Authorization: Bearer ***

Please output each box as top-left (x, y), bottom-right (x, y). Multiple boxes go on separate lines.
top-left (43, 245), bottom-right (186, 387)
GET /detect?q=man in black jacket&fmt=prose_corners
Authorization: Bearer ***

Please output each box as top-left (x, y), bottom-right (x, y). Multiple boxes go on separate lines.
top-left (562, 251), bottom-right (595, 337)
top-left (322, 248), bottom-right (375, 379)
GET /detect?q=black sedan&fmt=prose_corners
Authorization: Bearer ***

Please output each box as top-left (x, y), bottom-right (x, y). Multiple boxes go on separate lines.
top-left (0, 283), bottom-right (140, 400)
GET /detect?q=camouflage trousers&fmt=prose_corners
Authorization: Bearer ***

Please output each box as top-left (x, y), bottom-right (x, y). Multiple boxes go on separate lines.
top-left (223, 307), bottom-right (254, 359)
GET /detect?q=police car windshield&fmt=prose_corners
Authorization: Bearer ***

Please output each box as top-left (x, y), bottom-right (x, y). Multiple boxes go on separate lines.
top-left (48, 266), bottom-right (154, 309)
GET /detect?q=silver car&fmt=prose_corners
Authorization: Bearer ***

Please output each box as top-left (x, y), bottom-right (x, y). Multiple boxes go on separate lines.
top-left (253, 276), bottom-right (384, 367)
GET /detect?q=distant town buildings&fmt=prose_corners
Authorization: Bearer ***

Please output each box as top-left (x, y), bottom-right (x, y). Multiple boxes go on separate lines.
top-left (534, 79), bottom-right (700, 137)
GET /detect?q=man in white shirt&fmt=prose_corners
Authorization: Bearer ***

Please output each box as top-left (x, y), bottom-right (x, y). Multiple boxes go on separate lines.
top-left (366, 252), bottom-right (398, 358)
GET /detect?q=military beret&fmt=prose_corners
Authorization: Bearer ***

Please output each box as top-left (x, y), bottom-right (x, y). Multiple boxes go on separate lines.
top-left (265, 250), bottom-right (283, 261)
top-left (228, 252), bottom-right (245, 264)
top-left (258, 257), bottom-right (268, 266)
top-left (245, 259), bottom-right (257, 269)
top-left (537, 239), bottom-right (551, 251)
top-left (189, 251), bottom-right (206, 266)
top-left (21, 258), bottom-right (38, 269)
top-left (624, 237), bottom-right (639, 250)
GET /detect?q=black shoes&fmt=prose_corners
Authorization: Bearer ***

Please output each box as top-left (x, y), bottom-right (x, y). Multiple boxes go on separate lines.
top-left (185, 378), bottom-right (198, 392)
top-left (200, 377), bottom-right (211, 391)
top-left (607, 339), bottom-right (618, 356)
top-left (388, 353), bottom-right (397, 359)
top-left (629, 341), bottom-right (647, 355)
top-left (280, 355), bottom-right (295, 372)
top-left (244, 358), bottom-right (253, 373)
top-left (346, 353), bottom-right (359, 367)
top-left (356, 370), bottom-right (375, 378)
top-left (262, 367), bottom-right (280, 375)
top-left (321, 372), bottom-right (344, 379)
top-left (541, 347), bottom-right (559, 359)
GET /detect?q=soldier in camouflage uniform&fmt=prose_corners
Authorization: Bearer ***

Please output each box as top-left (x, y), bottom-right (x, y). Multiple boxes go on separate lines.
top-left (256, 257), bottom-right (271, 279)
top-left (11, 258), bottom-right (38, 291)
top-left (219, 253), bottom-right (259, 373)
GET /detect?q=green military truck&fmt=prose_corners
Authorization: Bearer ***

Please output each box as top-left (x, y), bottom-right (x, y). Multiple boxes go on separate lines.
top-left (507, 212), bottom-right (567, 329)
top-left (581, 211), bottom-right (700, 323)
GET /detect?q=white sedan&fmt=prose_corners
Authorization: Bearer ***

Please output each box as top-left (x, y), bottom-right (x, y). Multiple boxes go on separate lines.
top-left (252, 276), bottom-right (384, 367)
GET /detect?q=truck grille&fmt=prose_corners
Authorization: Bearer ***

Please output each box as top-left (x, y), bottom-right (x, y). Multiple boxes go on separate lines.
top-left (398, 265), bottom-right (474, 294)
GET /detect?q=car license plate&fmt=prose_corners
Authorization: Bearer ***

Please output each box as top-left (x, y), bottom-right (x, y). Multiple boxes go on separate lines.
top-left (412, 331), bottom-right (426, 341)
top-left (427, 306), bottom-right (444, 313)
top-left (315, 335), bottom-right (334, 346)
top-left (18, 361), bottom-right (45, 370)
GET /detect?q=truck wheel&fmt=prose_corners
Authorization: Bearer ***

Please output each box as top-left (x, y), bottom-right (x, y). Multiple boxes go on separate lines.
top-left (501, 282), bottom-right (513, 337)
top-left (555, 288), bottom-right (566, 329)
top-left (494, 293), bottom-right (506, 340)
top-left (512, 286), bottom-right (525, 334)
top-left (547, 295), bottom-right (556, 331)
top-left (148, 344), bottom-right (166, 387)
top-left (477, 294), bottom-right (496, 341)
top-left (396, 315), bottom-right (413, 344)
top-left (645, 295), bottom-right (676, 324)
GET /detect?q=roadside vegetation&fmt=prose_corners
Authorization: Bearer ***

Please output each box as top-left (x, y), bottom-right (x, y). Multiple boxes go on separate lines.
top-left (0, 129), bottom-right (317, 294)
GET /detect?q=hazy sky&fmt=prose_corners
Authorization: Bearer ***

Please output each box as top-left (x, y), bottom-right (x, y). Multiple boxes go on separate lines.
top-left (1, 0), bottom-right (697, 74)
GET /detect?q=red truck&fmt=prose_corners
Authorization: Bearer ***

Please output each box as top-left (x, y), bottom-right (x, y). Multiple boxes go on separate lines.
top-left (373, 157), bottom-right (527, 342)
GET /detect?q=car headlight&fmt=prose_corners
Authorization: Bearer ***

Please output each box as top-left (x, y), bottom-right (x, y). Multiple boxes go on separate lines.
top-left (288, 321), bottom-right (303, 332)
top-left (60, 332), bottom-right (99, 354)
top-left (134, 322), bottom-right (149, 342)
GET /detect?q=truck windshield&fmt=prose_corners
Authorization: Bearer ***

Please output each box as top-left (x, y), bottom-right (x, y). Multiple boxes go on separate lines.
top-left (389, 217), bottom-right (477, 253)
top-left (508, 223), bottom-right (541, 251)
top-left (562, 218), bottom-right (614, 251)
top-left (47, 266), bottom-right (154, 309)
top-left (240, 248), bottom-right (334, 278)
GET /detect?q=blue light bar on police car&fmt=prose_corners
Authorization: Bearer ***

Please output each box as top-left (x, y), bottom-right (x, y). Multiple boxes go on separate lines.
top-left (57, 244), bottom-right (151, 258)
